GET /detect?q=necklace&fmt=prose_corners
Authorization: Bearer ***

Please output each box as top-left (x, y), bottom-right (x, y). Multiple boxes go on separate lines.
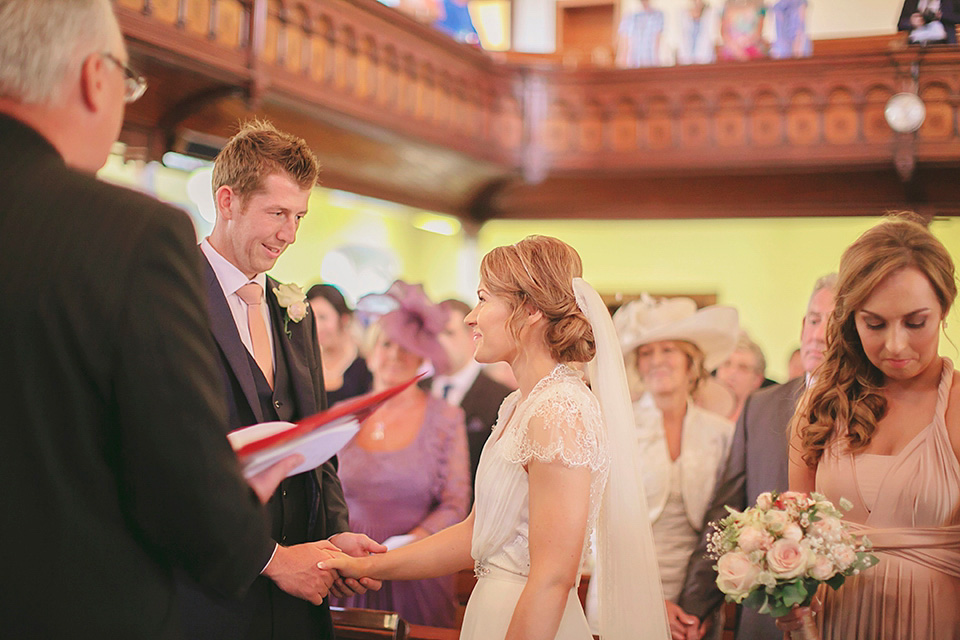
top-left (370, 420), bottom-right (386, 440)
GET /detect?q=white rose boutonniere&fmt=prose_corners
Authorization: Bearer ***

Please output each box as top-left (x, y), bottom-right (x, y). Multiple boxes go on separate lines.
top-left (273, 282), bottom-right (308, 337)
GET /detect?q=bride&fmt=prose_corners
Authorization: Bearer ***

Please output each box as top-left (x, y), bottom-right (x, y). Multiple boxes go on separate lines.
top-left (321, 236), bottom-right (670, 639)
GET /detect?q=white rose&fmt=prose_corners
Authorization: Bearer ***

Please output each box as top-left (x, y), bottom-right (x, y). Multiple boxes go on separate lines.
top-left (274, 283), bottom-right (305, 307)
top-left (811, 516), bottom-right (844, 543)
top-left (782, 522), bottom-right (804, 542)
top-left (766, 539), bottom-right (810, 580)
top-left (756, 492), bottom-right (774, 510)
top-left (716, 551), bottom-right (760, 600)
top-left (833, 544), bottom-right (857, 570)
top-left (764, 509), bottom-right (790, 534)
top-left (810, 555), bottom-right (837, 581)
top-left (287, 300), bottom-right (307, 323)
top-left (739, 526), bottom-right (774, 553)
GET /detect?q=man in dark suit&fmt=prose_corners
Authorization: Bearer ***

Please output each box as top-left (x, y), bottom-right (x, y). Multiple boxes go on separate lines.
top-left (0, 1), bottom-right (301, 637)
top-left (426, 299), bottom-right (512, 491)
top-left (677, 274), bottom-right (836, 640)
top-left (181, 121), bottom-right (383, 640)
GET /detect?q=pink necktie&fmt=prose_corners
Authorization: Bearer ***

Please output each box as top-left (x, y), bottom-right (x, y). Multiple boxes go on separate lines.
top-left (236, 282), bottom-right (273, 389)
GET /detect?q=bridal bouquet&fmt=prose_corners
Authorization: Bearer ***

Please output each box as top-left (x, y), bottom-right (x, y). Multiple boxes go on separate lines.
top-left (707, 491), bottom-right (877, 639)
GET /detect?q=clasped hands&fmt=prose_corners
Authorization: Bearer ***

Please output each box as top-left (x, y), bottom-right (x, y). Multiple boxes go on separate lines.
top-left (262, 533), bottom-right (386, 605)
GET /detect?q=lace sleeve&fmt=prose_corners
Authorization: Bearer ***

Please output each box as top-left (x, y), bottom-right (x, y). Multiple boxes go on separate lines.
top-left (500, 381), bottom-right (606, 470)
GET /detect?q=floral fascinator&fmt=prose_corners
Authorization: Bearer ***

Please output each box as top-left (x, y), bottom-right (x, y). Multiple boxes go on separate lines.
top-left (356, 280), bottom-right (451, 375)
top-left (613, 293), bottom-right (739, 371)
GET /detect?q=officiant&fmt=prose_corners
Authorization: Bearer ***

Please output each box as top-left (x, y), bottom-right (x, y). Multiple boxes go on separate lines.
top-left (180, 120), bottom-right (384, 640)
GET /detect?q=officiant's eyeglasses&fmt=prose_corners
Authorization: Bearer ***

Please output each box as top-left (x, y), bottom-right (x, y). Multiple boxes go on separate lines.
top-left (101, 52), bottom-right (147, 103)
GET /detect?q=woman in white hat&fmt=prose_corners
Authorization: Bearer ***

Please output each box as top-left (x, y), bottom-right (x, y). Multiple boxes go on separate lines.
top-left (603, 295), bottom-right (738, 639)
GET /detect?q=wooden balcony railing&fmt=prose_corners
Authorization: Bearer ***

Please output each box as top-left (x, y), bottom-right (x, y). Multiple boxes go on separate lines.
top-left (115, 0), bottom-right (960, 218)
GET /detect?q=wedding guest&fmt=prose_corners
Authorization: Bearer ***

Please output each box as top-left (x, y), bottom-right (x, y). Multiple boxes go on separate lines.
top-left (718, 0), bottom-right (769, 60)
top-left (617, 0), bottom-right (666, 68)
top-left (898, 0), bottom-right (960, 45)
top-left (780, 214), bottom-right (960, 638)
top-left (677, 0), bottom-right (720, 65)
top-left (0, 1), bottom-right (315, 636)
top-left (678, 274), bottom-right (836, 640)
top-left (591, 296), bottom-right (739, 639)
top-left (787, 347), bottom-right (804, 380)
top-left (331, 281), bottom-right (471, 627)
top-left (321, 236), bottom-right (672, 640)
top-left (426, 298), bottom-right (513, 492)
top-left (715, 332), bottom-right (766, 422)
top-left (307, 283), bottom-right (373, 405)
top-left (770, 0), bottom-right (811, 58)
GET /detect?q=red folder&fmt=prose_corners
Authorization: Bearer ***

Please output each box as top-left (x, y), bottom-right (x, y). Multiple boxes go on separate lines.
top-left (229, 373), bottom-right (424, 478)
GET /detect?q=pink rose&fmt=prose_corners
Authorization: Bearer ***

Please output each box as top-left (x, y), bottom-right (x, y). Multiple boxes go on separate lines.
top-left (764, 509), bottom-right (790, 534)
top-left (756, 492), bottom-right (774, 510)
top-left (782, 522), bottom-right (804, 542)
top-left (766, 539), bottom-right (810, 579)
top-left (833, 544), bottom-right (857, 570)
top-left (739, 526), bottom-right (774, 552)
top-left (810, 555), bottom-right (837, 581)
top-left (716, 551), bottom-right (760, 600)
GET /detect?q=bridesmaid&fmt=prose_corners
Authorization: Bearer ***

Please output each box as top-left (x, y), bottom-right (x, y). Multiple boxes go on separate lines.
top-left (782, 214), bottom-right (960, 638)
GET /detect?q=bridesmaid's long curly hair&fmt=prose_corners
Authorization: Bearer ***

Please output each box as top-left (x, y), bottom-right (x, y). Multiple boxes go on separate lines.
top-left (792, 213), bottom-right (956, 467)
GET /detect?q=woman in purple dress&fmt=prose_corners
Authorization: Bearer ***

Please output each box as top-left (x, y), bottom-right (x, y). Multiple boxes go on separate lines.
top-left (330, 281), bottom-right (471, 627)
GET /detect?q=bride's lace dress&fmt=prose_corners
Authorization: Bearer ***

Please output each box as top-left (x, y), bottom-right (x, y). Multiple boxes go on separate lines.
top-left (461, 364), bottom-right (609, 640)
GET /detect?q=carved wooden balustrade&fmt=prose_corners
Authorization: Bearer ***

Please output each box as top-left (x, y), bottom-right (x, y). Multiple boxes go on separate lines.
top-left (114, 0), bottom-right (960, 218)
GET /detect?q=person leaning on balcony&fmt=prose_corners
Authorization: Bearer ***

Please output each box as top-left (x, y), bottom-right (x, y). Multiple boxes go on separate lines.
top-left (899, 0), bottom-right (960, 45)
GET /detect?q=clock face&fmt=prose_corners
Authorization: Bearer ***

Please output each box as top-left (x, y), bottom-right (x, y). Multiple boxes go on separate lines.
top-left (885, 92), bottom-right (926, 133)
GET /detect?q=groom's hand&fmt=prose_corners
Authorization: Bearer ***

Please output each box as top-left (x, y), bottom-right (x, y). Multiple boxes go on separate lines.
top-left (665, 600), bottom-right (700, 640)
top-left (263, 540), bottom-right (341, 604)
top-left (327, 532), bottom-right (385, 597)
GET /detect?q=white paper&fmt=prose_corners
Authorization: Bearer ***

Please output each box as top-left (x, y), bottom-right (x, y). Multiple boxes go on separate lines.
top-left (227, 417), bottom-right (360, 479)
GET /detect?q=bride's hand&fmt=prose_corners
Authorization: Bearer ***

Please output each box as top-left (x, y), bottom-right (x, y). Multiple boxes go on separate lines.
top-left (318, 551), bottom-right (369, 581)
top-left (664, 600), bottom-right (701, 640)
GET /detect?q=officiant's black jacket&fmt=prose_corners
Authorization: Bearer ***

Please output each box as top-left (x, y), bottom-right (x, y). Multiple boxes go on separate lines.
top-left (0, 113), bottom-right (275, 639)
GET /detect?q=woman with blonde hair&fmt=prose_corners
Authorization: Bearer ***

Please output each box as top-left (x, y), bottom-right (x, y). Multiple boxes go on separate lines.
top-left (321, 236), bottom-right (669, 639)
top-left (780, 214), bottom-right (960, 638)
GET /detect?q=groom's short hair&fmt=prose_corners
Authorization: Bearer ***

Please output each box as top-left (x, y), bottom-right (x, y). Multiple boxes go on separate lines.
top-left (211, 119), bottom-right (320, 201)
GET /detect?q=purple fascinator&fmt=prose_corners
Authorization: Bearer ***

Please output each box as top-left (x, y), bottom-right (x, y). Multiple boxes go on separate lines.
top-left (356, 280), bottom-right (451, 375)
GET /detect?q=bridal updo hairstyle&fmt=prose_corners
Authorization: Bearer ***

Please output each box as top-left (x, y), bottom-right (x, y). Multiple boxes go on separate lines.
top-left (479, 235), bottom-right (596, 364)
top-left (795, 213), bottom-right (956, 466)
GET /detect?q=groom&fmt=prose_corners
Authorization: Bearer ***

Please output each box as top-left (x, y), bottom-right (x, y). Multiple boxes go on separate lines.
top-left (179, 121), bottom-right (383, 640)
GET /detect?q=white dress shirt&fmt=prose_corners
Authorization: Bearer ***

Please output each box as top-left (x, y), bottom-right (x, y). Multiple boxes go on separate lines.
top-left (200, 239), bottom-right (275, 368)
top-left (431, 360), bottom-right (483, 406)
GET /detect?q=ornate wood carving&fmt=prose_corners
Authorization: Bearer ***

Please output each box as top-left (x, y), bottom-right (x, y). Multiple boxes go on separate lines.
top-left (115, 0), bottom-right (960, 219)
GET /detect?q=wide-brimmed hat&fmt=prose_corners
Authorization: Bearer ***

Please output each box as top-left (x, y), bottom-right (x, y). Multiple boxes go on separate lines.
top-left (356, 280), bottom-right (451, 374)
top-left (613, 294), bottom-right (739, 371)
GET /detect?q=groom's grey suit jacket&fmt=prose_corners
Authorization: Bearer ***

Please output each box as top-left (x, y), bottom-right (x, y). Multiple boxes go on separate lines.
top-left (678, 376), bottom-right (805, 640)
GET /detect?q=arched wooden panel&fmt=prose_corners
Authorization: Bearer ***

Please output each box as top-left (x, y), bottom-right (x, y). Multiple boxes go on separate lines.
top-left (824, 87), bottom-right (858, 145)
top-left (645, 95), bottom-right (673, 150)
top-left (863, 85), bottom-right (894, 143)
top-left (610, 99), bottom-right (638, 152)
top-left (786, 89), bottom-right (820, 146)
top-left (680, 93), bottom-right (709, 148)
top-left (751, 90), bottom-right (782, 147)
top-left (919, 83), bottom-right (954, 140)
top-left (715, 92), bottom-right (746, 147)
top-left (580, 100), bottom-right (605, 153)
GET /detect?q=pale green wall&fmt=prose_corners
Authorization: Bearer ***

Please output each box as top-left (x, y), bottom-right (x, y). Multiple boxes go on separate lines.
top-left (478, 217), bottom-right (960, 382)
top-left (98, 159), bottom-right (960, 383)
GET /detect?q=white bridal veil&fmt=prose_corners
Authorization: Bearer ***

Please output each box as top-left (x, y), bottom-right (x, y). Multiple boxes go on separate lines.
top-left (573, 278), bottom-right (670, 640)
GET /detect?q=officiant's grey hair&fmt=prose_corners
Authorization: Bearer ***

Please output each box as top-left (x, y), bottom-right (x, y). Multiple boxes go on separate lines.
top-left (0, 0), bottom-right (119, 105)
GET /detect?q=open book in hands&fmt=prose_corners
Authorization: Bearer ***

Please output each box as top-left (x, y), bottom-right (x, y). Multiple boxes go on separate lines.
top-left (227, 374), bottom-right (424, 479)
